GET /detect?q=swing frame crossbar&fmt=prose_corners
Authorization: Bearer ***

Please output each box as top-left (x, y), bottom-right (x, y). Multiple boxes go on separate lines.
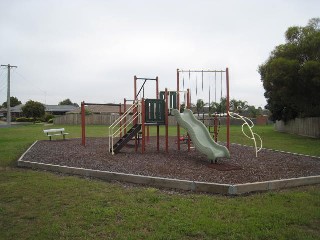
top-left (178, 70), bottom-right (226, 73)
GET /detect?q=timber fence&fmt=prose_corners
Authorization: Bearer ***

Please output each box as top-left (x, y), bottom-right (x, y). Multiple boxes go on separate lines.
top-left (275, 117), bottom-right (320, 138)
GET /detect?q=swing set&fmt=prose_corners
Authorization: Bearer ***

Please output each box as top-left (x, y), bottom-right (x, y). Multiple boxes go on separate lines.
top-left (176, 68), bottom-right (231, 150)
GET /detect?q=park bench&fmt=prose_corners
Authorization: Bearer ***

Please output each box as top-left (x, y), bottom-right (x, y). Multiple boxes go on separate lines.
top-left (43, 128), bottom-right (69, 140)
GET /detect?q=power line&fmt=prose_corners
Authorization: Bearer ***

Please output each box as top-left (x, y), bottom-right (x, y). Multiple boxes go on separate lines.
top-left (12, 69), bottom-right (47, 103)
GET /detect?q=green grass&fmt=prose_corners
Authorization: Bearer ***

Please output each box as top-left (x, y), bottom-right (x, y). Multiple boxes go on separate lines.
top-left (0, 123), bottom-right (320, 239)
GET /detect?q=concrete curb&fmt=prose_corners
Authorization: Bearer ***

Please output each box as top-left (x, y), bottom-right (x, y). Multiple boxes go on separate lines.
top-left (17, 160), bottom-right (232, 194)
top-left (17, 142), bottom-right (320, 195)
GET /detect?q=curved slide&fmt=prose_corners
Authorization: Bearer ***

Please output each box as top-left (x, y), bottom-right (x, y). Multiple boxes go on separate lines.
top-left (172, 109), bottom-right (230, 162)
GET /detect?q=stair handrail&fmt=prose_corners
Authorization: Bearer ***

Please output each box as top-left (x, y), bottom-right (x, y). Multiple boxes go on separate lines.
top-left (111, 111), bottom-right (139, 138)
top-left (109, 100), bottom-right (141, 153)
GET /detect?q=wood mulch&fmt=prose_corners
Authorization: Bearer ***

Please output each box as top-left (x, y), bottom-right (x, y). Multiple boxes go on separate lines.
top-left (20, 137), bottom-right (320, 184)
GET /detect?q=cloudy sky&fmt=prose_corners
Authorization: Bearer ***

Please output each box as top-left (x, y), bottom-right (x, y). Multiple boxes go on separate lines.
top-left (0, 0), bottom-right (318, 108)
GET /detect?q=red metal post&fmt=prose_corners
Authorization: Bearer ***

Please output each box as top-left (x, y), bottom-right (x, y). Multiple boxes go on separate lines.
top-left (81, 101), bottom-right (86, 146)
top-left (156, 76), bottom-right (159, 99)
top-left (214, 113), bottom-right (218, 142)
top-left (226, 68), bottom-right (230, 150)
top-left (141, 98), bottom-right (145, 153)
top-left (187, 89), bottom-right (191, 151)
top-left (119, 103), bottom-right (122, 138)
top-left (157, 125), bottom-right (159, 152)
top-left (187, 88), bottom-right (191, 109)
top-left (177, 69), bottom-right (180, 151)
top-left (134, 75), bottom-right (137, 100)
top-left (124, 98), bottom-right (127, 135)
top-left (165, 88), bottom-right (169, 153)
top-left (156, 76), bottom-right (159, 151)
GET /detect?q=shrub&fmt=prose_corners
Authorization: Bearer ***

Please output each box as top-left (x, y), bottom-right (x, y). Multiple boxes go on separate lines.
top-left (16, 117), bottom-right (34, 122)
top-left (44, 113), bottom-right (54, 122)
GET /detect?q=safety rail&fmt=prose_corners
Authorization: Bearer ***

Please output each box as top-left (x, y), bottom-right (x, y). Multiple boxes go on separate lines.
top-left (108, 101), bottom-right (142, 153)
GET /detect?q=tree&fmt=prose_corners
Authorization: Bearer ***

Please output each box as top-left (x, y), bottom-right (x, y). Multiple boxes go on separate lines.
top-left (209, 101), bottom-right (220, 114)
top-left (2, 96), bottom-right (22, 108)
top-left (230, 99), bottom-right (248, 113)
top-left (180, 103), bottom-right (185, 113)
top-left (22, 100), bottom-right (45, 119)
top-left (217, 97), bottom-right (227, 114)
top-left (59, 98), bottom-right (79, 107)
top-left (259, 18), bottom-right (320, 121)
top-left (196, 99), bottom-right (205, 116)
top-left (247, 105), bottom-right (260, 118)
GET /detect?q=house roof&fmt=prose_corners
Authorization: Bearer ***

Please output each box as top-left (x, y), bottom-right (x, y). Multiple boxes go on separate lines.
top-left (11, 104), bottom-right (24, 113)
top-left (45, 105), bottom-right (78, 112)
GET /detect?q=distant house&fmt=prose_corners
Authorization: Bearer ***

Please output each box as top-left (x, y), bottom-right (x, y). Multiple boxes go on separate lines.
top-left (1, 104), bottom-right (78, 119)
top-left (11, 104), bottom-right (24, 118)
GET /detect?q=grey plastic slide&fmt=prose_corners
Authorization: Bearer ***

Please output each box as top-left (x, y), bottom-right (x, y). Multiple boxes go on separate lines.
top-left (172, 109), bottom-right (230, 162)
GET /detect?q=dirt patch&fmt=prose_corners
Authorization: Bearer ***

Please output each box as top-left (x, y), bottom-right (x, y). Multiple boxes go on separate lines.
top-left (20, 137), bottom-right (320, 184)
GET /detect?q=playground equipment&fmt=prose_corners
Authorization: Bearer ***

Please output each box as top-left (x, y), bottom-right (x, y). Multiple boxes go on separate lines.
top-left (229, 112), bottom-right (263, 157)
top-left (172, 109), bottom-right (230, 162)
top-left (109, 76), bottom-right (171, 155)
top-left (108, 68), bottom-right (232, 162)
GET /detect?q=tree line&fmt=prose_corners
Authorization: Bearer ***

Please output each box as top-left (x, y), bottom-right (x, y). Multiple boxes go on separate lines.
top-left (191, 98), bottom-right (266, 118)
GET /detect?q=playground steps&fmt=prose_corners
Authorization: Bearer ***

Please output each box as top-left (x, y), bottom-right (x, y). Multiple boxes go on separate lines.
top-left (111, 124), bottom-right (142, 154)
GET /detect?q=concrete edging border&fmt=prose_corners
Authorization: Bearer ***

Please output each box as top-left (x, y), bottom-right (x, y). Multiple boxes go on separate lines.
top-left (17, 141), bottom-right (320, 195)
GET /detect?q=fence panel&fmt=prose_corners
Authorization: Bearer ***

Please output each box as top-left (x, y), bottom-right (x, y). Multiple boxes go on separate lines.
top-left (53, 114), bottom-right (118, 125)
top-left (275, 117), bottom-right (320, 138)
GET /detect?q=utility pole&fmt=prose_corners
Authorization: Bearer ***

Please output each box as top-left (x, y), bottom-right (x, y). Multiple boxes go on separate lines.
top-left (1, 64), bottom-right (17, 125)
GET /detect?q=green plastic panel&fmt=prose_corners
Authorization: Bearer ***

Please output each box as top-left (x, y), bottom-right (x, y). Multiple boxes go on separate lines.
top-left (145, 99), bottom-right (165, 124)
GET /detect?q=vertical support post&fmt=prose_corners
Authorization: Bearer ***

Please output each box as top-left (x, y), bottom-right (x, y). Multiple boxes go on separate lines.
top-left (177, 69), bottom-right (180, 150)
top-left (81, 101), bottom-right (86, 146)
top-left (187, 88), bottom-right (191, 109)
top-left (156, 76), bottom-right (159, 150)
top-left (141, 98), bottom-right (145, 153)
top-left (134, 75), bottom-right (137, 100)
top-left (119, 103), bottom-right (122, 138)
top-left (214, 113), bottom-right (218, 142)
top-left (134, 76), bottom-right (137, 126)
top-left (226, 68), bottom-right (230, 150)
top-left (157, 125), bottom-right (159, 152)
top-left (165, 88), bottom-right (169, 153)
top-left (187, 88), bottom-right (191, 151)
top-left (156, 76), bottom-right (159, 99)
top-left (124, 98), bottom-right (127, 135)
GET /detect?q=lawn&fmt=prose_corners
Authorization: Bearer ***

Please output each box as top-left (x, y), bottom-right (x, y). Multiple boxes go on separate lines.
top-left (0, 123), bottom-right (320, 239)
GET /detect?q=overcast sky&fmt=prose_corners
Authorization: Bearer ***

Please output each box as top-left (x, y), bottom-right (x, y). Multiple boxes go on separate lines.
top-left (0, 0), bottom-right (319, 108)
